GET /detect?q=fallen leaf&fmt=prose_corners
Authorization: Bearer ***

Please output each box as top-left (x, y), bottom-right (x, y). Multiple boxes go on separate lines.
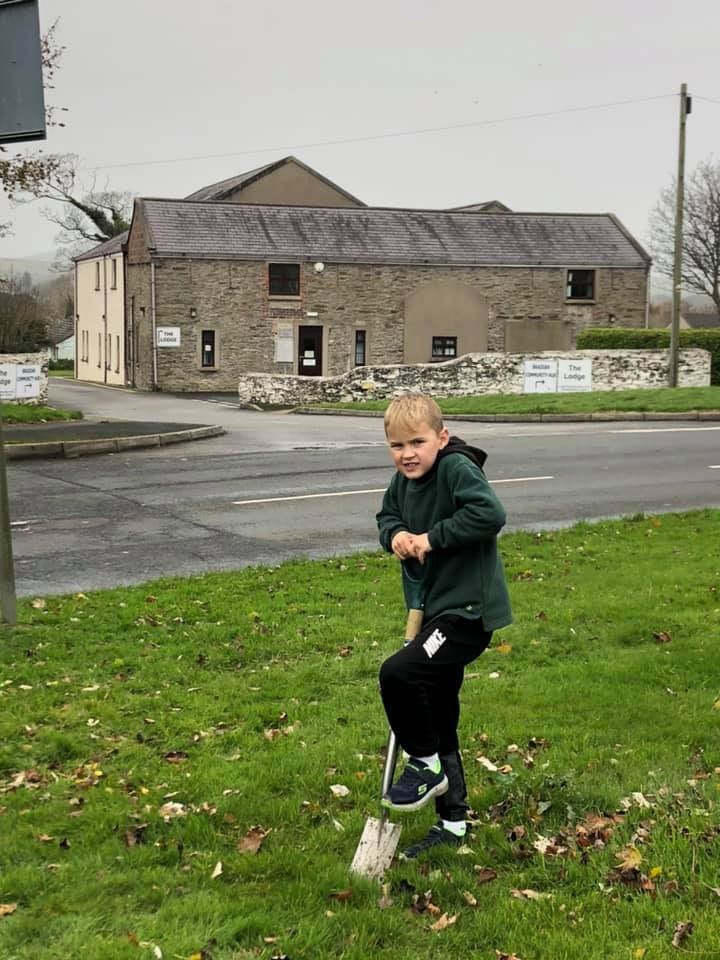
top-left (158, 802), bottom-right (188, 821)
top-left (495, 952), bottom-right (522, 960)
top-left (164, 751), bottom-right (189, 764)
top-left (671, 921), bottom-right (693, 948)
top-left (462, 891), bottom-right (478, 906)
top-left (37, 833), bottom-right (55, 843)
top-left (378, 882), bottom-right (394, 909)
top-left (474, 866), bottom-right (498, 884)
top-left (495, 642), bottom-right (512, 654)
top-left (476, 756), bottom-right (498, 772)
top-left (211, 861), bottom-right (223, 879)
top-left (653, 631), bottom-right (672, 644)
top-left (430, 912), bottom-right (457, 932)
top-left (31, 598), bottom-right (46, 609)
top-left (237, 825), bottom-right (271, 854)
top-left (616, 844), bottom-right (643, 872)
top-left (0, 903), bottom-right (17, 918)
top-left (511, 888), bottom-right (552, 900)
top-left (329, 784), bottom-right (350, 798)
top-left (328, 888), bottom-right (352, 902)
top-left (123, 823), bottom-right (148, 847)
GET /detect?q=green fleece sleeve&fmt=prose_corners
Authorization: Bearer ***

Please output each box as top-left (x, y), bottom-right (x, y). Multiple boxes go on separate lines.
top-left (427, 458), bottom-right (506, 550)
top-left (376, 474), bottom-right (407, 552)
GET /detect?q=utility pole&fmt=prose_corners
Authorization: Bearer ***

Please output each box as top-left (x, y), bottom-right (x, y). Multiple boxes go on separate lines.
top-left (669, 83), bottom-right (691, 387)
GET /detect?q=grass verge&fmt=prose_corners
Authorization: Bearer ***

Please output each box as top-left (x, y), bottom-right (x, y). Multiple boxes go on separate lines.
top-left (1, 404), bottom-right (82, 424)
top-left (309, 386), bottom-right (720, 416)
top-left (1, 511), bottom-right (719, 959)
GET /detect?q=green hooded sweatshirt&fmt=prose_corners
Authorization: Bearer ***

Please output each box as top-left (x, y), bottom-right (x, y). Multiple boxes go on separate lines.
top-left (376, 436), bottom-right (513, 631)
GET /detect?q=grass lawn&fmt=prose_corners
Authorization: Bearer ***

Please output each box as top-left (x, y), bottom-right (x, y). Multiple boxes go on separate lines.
top-left (1, 511), bottom-right (719, 959)
top-left (309, 386), bottom-right (720, 416)
top-left (1, 403), bottom-right (82, 424)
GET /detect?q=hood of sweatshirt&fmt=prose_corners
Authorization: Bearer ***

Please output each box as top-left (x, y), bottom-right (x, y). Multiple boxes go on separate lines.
top-left (413, 434), bottom-right (487, 484)
top-left (438, 434), bottom-right (487, 470)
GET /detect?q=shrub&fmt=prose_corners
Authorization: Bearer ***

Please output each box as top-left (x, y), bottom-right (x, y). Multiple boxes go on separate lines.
top-left (577, 327), bottom-right (720, 385)
top-left (49, 358), bottom-right (74, 370)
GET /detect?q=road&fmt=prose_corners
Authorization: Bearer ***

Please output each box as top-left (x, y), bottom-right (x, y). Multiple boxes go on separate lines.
top-left (9, 380), bottom-right (720, 597)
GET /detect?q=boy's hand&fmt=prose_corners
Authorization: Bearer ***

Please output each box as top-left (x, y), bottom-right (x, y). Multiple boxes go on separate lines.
top-left (391, 531), bottom-right (415, 559)
top-left (411, 533), bottom-right (432, 564)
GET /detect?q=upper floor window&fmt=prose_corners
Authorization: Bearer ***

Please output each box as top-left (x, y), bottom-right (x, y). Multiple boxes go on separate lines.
top-left (432, 335), bottom-right (457, 359)
top-left (111, 258), bottom-right (118, 289)
top-left (269, 263), bottom-right (300, 297)
top-left (94, 262), bottom-right (101, 290)
top-left (354, 329), bottom-right (366, 366)
top-left (566, 269), bottom-right (595, 301)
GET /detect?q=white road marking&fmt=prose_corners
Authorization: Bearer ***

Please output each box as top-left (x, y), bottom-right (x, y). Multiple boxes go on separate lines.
top-left (10, 519), bottom-right (42, 527)
top-left (709, 465), bottom-right (720, 469)
top-left (609, 426), bottom-right (720, 434)
top-left (232, 475), bottom-right (554, 506)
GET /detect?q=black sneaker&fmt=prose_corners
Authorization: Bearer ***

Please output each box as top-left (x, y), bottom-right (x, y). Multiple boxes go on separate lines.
top-left (400, 822), bottom-right (466, 859)
top-left (381, 758), bottom-right (448, 812)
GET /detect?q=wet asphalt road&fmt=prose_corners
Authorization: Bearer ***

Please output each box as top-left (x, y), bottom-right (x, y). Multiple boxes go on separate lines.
top-left (9, 380), bottom-right (720, 596)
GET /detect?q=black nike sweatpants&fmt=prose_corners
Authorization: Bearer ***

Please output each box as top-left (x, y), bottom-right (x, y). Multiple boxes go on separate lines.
top-left (378, 614), bottom-right (493, 758)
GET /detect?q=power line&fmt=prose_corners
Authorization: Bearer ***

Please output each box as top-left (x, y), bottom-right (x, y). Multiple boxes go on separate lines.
top-left (85, 92), bottom-right (677, 174)
top-left (695, 95), bottom-right (720, 105)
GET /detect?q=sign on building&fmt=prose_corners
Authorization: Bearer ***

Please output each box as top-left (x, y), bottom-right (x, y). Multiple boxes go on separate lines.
top-left (523, 359), bottom-right (558, 393)
top-left (557, 358), bottom-right (593, 392)
top-left (274, 323), bottom-right (294, 363)
top-left (156, 327), bottom-right (181, 347)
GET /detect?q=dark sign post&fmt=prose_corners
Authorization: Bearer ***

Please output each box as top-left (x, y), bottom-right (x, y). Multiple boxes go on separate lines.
top-left (0, 0), bottom-right (46, 144)
top-left (0, 0), bottom-right (47, 623)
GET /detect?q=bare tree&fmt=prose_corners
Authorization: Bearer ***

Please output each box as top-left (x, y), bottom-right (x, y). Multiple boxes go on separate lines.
top-left (649, 158), bottom-right (720, 314)
top-left (0, 22), bottom-right (131, 252)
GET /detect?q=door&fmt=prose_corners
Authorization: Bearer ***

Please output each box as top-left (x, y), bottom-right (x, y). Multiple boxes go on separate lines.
top-left (298, 325), bottom-right (323, 376)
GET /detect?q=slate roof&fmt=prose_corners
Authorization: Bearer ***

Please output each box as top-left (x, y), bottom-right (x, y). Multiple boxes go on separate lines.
top-left (135, 199), bottom-right (650, 268)
top-left (184, 155), bottom-right (366, 206)
top-left (73, 230), bottom-right (129, 262)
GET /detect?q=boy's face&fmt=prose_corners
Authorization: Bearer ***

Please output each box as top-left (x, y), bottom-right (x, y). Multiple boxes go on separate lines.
top-left (386, 420), bottom-right (449, 479)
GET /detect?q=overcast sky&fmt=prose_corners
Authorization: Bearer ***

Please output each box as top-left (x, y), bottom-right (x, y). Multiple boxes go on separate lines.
top-left (1, 0), bottom-right (719, 271)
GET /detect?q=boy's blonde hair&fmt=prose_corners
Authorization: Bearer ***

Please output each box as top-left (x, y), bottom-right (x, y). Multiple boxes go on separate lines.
top-left (384, 393), bottom-right (444, 435)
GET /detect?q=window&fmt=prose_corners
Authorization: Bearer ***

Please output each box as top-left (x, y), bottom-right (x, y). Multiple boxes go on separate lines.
top-left (116, 335), bottom-right (120, 373)
top-left (94, 262), bottom-right (100, 290)
top-left (566, 269), bottom-right (595, 300)
top-left (201, 329), bottom-right (216, 368)
top-left (354, 329), bottom-right (366, 366)
top-left (268, 263), bottom-right (300, 297)
top-left (107, 334), bottom-right (112, 370)
top-left (111, 258), bottom-right (118, 289)
top-left (97, 333), bottom-right (102, 367)
top-left (432, 336), bottom-right (457, 359)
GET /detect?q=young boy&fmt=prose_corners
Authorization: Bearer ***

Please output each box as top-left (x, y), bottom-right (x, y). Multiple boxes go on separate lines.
top-left (376, 393), bottom-right (512, 858)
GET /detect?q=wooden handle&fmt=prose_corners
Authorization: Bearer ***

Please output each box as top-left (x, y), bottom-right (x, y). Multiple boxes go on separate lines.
top-left (405, 608), bottom-right (424, 642)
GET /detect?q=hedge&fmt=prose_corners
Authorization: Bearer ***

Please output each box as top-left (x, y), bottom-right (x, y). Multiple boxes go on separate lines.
top-left (576, 327), bottom-right (720, 385)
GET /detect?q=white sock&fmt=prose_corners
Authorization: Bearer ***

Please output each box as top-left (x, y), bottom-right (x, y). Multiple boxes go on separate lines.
top-left (415, 753), bottom-right (441, 773)
top-left (442, 819), bottom-right (466, 837)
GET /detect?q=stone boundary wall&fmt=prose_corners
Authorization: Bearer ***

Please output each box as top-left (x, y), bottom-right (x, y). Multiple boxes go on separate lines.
top-left (0, 352), bottom-right (50, 406)
top-left (238, 349), bottom-right (711, 405)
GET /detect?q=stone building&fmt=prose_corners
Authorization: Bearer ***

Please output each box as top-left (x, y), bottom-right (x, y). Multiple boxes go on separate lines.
top-left (75, 155), bottom-right (651, 392)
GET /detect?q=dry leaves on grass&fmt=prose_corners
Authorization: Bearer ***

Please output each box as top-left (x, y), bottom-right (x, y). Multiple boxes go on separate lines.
top-left (474, 866), bottom-right (498, 884)
top-left (0, 903), bottom-right (17, 918)
top-left (511, 888), bottom-right (553, 901)
top-left (158, 802), bottom-right (187, 822)
top-left (671, 921), bottom-right (694, 948)
top-left (495, 952), bottom-right (522, 960)
top-left (237, 825), bottom-right (271, 854)
top-left (430, 913), bottom-right (458, 932)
